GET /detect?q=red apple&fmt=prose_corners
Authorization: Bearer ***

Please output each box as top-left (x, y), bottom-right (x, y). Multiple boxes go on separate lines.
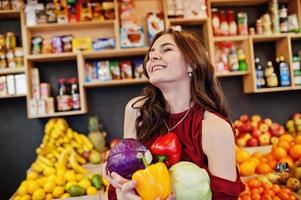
top-left (258, 132), bottom-right (271, 146)
top-left (269, 123), bottom-right (285, 137)
top-left (110, 138), bottom-right (120, 149)
top-left (251, 121), bottom-right (259, 129)
top-left (239, 114), bottom-right (249, 123)
top-left (239, 123), bottom-right (252, 134)
top-left (263, 118), bottom-right (273, 126)
top-left (246, 138), bottom-right (258, 147)
top-left (292, 113), bottom-right (301, 120)
top-left (251, 114), bottom-right (262, 122)
top-left (259, 123), bottom-right (269, 132)
top-left (251, 128), bottom-right (262, 138)
top-left (233, 120), bottom-right (242, 127)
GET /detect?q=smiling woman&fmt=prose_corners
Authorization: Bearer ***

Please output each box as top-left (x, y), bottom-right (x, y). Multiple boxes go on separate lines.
top-left (104, 29), bottom-right (245, 200)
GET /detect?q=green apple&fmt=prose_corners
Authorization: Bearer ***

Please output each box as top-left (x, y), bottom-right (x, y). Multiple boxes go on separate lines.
top-left (89, 150), bottom-right (102, 164)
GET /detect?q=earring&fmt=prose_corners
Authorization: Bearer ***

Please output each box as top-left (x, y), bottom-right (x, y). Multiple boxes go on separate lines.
top-left (188, 72), bottom-right (192, 77)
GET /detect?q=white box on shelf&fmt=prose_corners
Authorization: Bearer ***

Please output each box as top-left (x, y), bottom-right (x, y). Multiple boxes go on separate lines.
top-left (31, 68), bottom-right (40, 99)
top-left (15, 74), bottom-right (27, 94)
top-left (37, 99), bottom-right (46, 115)
top-left (0, 76), bottom-right (7, 96)
top-left (6, 75), bottom-right (16, 95)
top-left (29, 99), bottom-right (38, 116)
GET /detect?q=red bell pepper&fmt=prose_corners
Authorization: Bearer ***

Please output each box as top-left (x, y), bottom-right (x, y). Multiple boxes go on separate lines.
top-left (150, 132), bottom-right (182, 167)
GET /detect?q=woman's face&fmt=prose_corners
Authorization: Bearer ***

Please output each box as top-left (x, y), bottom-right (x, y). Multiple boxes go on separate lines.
top-left (146, 34), bottom-right (191, 86)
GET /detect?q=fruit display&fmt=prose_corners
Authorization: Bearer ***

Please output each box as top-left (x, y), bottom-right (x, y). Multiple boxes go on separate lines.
top-left (234, 114), bottom-right (285, 147)
top-left (239, 177), bottom-right (296, 200)
top-left (286, 113), bottom-right (301, 135)
top-left (12, 118), bottom-right (103, 200)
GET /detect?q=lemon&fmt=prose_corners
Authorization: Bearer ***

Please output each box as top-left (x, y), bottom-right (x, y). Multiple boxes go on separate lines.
top-left (27, 171), bottom-right (39, 180)
top-left (27, 181), bottom-right (41, 194)
top-left (61, 193), bottom-right (71, 198)
top-left (45, 193), bottom-right (53, 200)
top-left (102, 176), bottom-right (110, 186)
top-left (53, 186), bottom-right (64, 198)
top-left (65, 181), bottom-right (78, 190)
top-left (79, 179), bottom-right (91, 190)
top-left (65, 170), bottom-right (76, 182)
top-left (32, 188), bottom-right (46, 200)
top-left (86, 186), bottom-right (98, 195)
top-left (43, 167), bottom-right (56, 176)
top-left (17, 184), bottom-right (27, 195)
top-left (76, 174), bottom-right (84, 181)
top-left (20, 194), bottom-right (31, 200)
top-left (55, 175), bottom-right (66, 186)
top-left (43, 180), bottom-right (56, 193)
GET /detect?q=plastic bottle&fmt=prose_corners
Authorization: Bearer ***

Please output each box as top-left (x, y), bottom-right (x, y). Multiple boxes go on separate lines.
top-left (69, 77), bottom-right (81, 110)
top-left (228, 42), bottom-right (239, 71)
top-left (278, 56), bottom-right (291, 86)
top-left (237, 49), bottom-right (248, 71)
top-left (255, 58), bottom-right (265, 88)
top-left (265, 61), bottom-right (278, 87)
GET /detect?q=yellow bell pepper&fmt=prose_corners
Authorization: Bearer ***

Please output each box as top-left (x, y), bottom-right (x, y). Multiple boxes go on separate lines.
top-left (132, 153), bottom-right (171, 200)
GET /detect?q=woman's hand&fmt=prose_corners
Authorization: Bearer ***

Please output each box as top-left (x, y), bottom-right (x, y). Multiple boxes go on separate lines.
top-left (102, 161), bottom-right (142, 200)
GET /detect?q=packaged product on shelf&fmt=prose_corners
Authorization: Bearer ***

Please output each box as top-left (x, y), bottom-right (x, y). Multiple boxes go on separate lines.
top-left (36, 10), bottom-right (47, 24)
top-left (211, 8), bottom-right (220, 36)
top-left (102, 1), bottom-right (115, 20)
top-left (80, 1), bottom-right (93, 21)
top-left (31, 36), bottom-right (43, 55)
top-left (67, 4), bottom-right (80, 23)
top-left (295, 71), bottom-right (301, 85)
top-left (6, 75), bottom-right (16, 95)
top-left (109, 60), bottom-right (121, 80)
top-left (69, 77), bottom-right (80, 110)
top-left (52, 36), bottom-right (63, 53)
top-left (288, 14), bottom-right (300, 33)
top-left (265, 61), bottom-right (278, 87)
top-left (256, 19), bottom-right (263, 34)
top-left (227, 10), bottom-right (237, 36)
top-left (255, 57), bottom-right (265, 88)
top-left (55, 0), bottom-right (68, 24)
top-left (91, 2), bottom-right (104, 21)
top-left (120, 26), bottom-right (146, 48)
top-left (84, 62), bottom-right (93, 82)
top-left (133, 58), bottom-right (144, 79)
top-left (292, 56), bottom-right (301, 77)
top-left (45, 2), bottom-right (57, 23)
top-left (166, 0), bottom-right (183, 18)
top-left (219, 10), bottom-right (229, 36)
top-left (6, 32), bottom-right (16, 50)
top-left (38, 99), bottom-right (47, 115)
top-left (6, 49), bottom-right (17, 68)
top-left (279, 5), bottom-right (288, 33)
top-left (57, 78), bottom-right (72, 111)
top-left (183, 0), bottom-right (207, 19)
top-left (237, 49), bottom-right (248, 71)
top-left (29, 99), bottom-right (38, 116)
top-left (262, 13), bottom-right (272, 34)
top-left (42, 38), bottom-right (53, 54)
top-left (15, 74), bottom-right (27, 94)
top-left (0, 34), bottom-right (5, 51)
top-left (1, 0), bottom-right (12, 10)
top-left (269, 0), bottom-right (279, 34)
top-left (0, 76), bottom-right (7, 96)
top-left (40, 83), bottom-right (51, 99)
top-left (98, 61), bottom-right (112, 81)
top-left (228, 42), bottom-right (239, 71)
top-left (119, 0), bottom-right (137, 25)
top-left (92, 38), bottom-right (115, 51)
top-left (237, 12), bottom-right (248, 35)
top-left (0, 51), bottom-right (7, 68)
top-left (62, 35), bottom-right (73, 52)
top-left (277, 56), bottom-right (291, 86)
top-left (31, 68), bottom-right (40, 99)
top-left (92, 61), bottom-right (99, 80)
top-left (215, 42), bottom-right (227, 72)
top-left (120, 60), bottom-right (133, 79)
top-left (146, 12), bottom-right (164, 44)
top-left (15, 47), bottom-right (25, 68)
top-left (11, 0), bottom-right (25, 11)
top-left (72, 37), bottom-right (92, 52)
top-left (45, 97), bottom-right (54, 113)
top-left (25, 2), bottom-right (44, 26)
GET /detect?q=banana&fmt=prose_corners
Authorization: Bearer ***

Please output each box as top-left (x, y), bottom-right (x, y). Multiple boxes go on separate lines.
top-left (69, 151), bottom-right (87, 174)
top-left (79, 134), bottom-right (93, 150)
top-left (76, 154), bottom-right (86, 164)
top-left (38, 155), bottom-right (53, 167)
top-left (31, 162), bottom-right (43, 173)
top-left (58, 147), bottom-right (72, 167)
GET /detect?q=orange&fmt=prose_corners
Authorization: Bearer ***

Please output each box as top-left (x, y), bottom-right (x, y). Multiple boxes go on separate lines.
top-left (273, 196), bottom-right (281, 200)
top-left (240, 162), bottom-right (255, 176)
top-left (295, 135), bottom-right (301, 144)
top-left (256, 163), bottom-right (272, 174)
top-left (289, 144), bottom-right (301, 159)
top-left (236, 150), bottom-right (250, 164)
top-left (249, 157), bottom-right (260, 168)
top-left (267, 159), bottom-right (277, 169)
top-left (271, 184), bottom-right (280, 193)
top-left (271, 147), bottom-right (287, 161)
top-left (253, 152), bottom-right (263, 159)
top-left (262, 194), bottom-right (273, 200)
top-left (259, 156), bottom-right (268, 163)
top-left (251, 193), bottom-right (261, 200)
top-left (278, 156), bottom-right (294, 168)
top-left (277, 140), bottom-right (290, 151)
top-left (240, 195), bottom-right (252, 200)
top-left (247, 179), bottom-right (261, 189)
top-left (279, 134), bottom-right (294, 143)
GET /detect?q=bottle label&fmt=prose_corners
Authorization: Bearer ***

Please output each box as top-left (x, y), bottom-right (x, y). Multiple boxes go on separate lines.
top-left (72, 94), bottom-right (81, 110)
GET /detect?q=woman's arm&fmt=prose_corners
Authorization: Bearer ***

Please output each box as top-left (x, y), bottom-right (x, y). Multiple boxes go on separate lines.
top-left (202, 111), bottom-right (237, 181)
top-left (123, 96), bottom-right (145, 139)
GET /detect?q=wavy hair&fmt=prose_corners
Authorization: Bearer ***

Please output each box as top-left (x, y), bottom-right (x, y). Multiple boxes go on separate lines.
top-left (133, 29), bottom-right (230, 142)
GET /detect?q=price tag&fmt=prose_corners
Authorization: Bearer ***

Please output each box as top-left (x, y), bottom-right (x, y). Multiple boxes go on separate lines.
top-left (275, 162), bottom-right (289, 172)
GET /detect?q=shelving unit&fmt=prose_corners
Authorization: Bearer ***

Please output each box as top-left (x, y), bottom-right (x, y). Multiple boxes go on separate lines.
top-left (0, 10), bottom-right (21, 19)
top-left (83, 79), bottom-right (148, 88)
top-left (29, 110), bottom-right (86, 119)
top-left (0, 68), bottom-right (25, 75)
top-left (27, 53), bottom-right (77, 62)
top-left (0, 94), bottom-right (26, 99)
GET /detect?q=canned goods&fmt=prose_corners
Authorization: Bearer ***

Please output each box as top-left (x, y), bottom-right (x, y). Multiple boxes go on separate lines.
top-left (0, 51), bottom-right (7, 68)
top-left (6, 32), bottom-right (16, 50)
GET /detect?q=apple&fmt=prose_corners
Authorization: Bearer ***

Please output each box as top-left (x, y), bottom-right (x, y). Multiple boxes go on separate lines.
top-left (233, 120), bottom-right (242, 127)
top-left (243, 133), bottom-right (252, 140)
top-left (89, 150), bottom-right (102, 164)
top-left (236, 137), bottom-right (247, 147)
top-left (295, 118), bottom-right (301, 126)
top-left (271, 136), bottom-right (279, 145)
top-left (259, 123), bottom-right (269, 132)
top-left (239, 123), bottom-right (252, 134)
top-left (286, 120), bottom-right (295, 130)
top-left (82, 150), bottom-right (92, 161)
top-left (251, 128), bottom-right (261, 138)
top-left (251, 121), bottom-right (259, 129)
top-left (258, 132), bottom-right (271, 146)
top-left (270, 123), bottom-right (285, 137)
top-left (239, 114), bottom-right (249, 123)
top-left (263, 118), bottom-right (273, 126)
top-left (110, 139), bottom-right (120, 149)
top-left (251, 114), bottom-right (261, 122)
top-left (292, 113), bottom-right (301, 120)
top-left (246, 138), bottom-right (258, 147)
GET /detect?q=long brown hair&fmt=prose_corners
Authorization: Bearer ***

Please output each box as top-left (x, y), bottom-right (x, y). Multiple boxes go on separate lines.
top-left (133, 29), bottom-right (230, 143)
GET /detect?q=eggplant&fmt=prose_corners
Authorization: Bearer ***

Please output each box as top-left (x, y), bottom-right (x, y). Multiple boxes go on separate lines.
top-left (106, 138), bottom-right (150, 179)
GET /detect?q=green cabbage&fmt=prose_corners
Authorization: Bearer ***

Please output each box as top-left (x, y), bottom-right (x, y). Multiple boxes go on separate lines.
top-left (169, 161), bottom-right (212, 200)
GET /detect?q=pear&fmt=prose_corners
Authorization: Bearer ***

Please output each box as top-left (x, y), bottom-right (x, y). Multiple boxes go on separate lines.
top-left (286, 177), bottom-right (301, 192)
top-left (265, 173), bottom-right (280, 184)
top-left (257, 175), bottom-right (272, 185)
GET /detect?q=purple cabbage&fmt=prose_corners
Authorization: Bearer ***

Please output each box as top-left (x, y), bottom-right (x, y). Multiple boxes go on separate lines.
top-left (106, 138), bottom-right (148, 179)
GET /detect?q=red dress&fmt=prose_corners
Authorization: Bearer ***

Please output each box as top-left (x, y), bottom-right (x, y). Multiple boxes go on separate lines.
top-left (108, 103), bottom-right (245, 199)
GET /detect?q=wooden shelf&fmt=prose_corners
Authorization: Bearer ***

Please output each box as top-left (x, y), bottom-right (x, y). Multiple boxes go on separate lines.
top-left (26, 20), bottom-right (115, 31)
top-left (251, 34), bottom-right (288, 42)
top-left (216, 71), bottom-right (249, 77)
top-left (0, 94), bottom-right (26, 99)
top-left (0, 67), bottom-right (25, 75)
top-left (82, 47), bottom-right (149, 59)
top-left (168, 17), bottom-right (207, 25)
top-left (0, 10), bottom-right (20, 19)
top-left (83, 79), bottom-right (149, 88)
top-left (254, 86), bottom-right (294, 93)
top-left (289, 33), bottom-right (301, 39)
top-left (27, 53), bottom-right (77, 62)
top-left (28, 110), bottom-right (86, 119)
top-left (213, 35), bottom-right (248, 42)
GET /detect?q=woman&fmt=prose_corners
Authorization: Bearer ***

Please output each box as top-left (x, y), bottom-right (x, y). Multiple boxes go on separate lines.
top-left (104, 29), bottom-right (245, 199)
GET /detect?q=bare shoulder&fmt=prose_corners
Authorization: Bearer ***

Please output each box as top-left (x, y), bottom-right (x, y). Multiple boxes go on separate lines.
top-left (125, 96), bottom-right (146, 111)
